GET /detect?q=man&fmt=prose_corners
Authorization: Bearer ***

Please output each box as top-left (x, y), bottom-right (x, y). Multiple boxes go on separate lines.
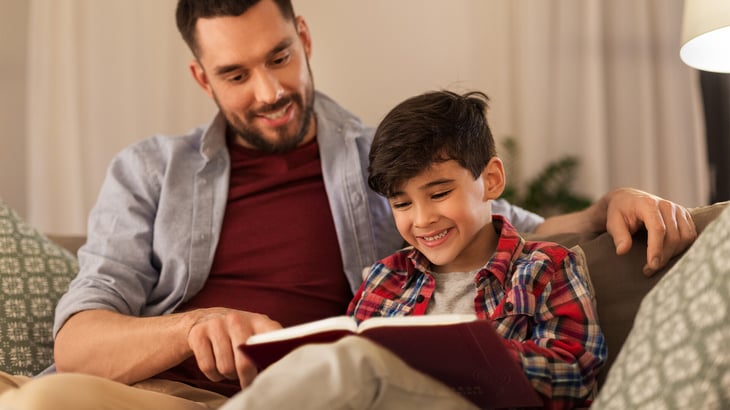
top-left (0, 0), bottom-right (696, 409)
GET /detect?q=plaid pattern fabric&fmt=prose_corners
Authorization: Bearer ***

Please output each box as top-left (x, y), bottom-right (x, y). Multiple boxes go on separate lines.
top-left (347, 215), bottom-right (606, 409)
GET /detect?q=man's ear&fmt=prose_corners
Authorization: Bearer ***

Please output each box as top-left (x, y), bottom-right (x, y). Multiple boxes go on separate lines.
top-left (295, 16), bottom-right (313, 59)
top-left (189, 59), bottom-right (214, 99)
top-left (482, 157), bottom-right (506, 200)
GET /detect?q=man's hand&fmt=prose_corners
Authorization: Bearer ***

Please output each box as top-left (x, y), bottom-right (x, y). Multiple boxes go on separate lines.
top-left (603, 188), bottom-right (697, 276)
top-left (186, 308), bottom-right (282, 389)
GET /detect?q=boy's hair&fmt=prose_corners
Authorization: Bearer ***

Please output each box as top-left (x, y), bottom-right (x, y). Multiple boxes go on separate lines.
top-left (176, 0), bottom-right (296, 57)
top-left (368, 90), bottom-right (496, 197)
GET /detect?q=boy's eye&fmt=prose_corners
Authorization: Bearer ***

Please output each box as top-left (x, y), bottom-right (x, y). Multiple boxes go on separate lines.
top-left (390, 200), bottom-right (411, 210)
top-left (431, 189), bottom-right (452, 200)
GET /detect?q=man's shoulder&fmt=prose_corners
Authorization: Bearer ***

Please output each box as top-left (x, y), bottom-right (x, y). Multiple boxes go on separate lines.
top-left (117, 125), bottom-right (208, 161)
top-left (314, 91), bottom-right (373, 133)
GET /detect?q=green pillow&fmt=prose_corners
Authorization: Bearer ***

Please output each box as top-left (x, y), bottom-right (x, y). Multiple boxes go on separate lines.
top-left (0, 199), bottom-right (78, 375)
top-left (592, 205), bottom-right (730, 409)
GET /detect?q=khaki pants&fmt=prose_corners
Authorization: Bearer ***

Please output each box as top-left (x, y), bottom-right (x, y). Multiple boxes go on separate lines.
top-left (0, 372), bottom-right (227, 410)
top-left (1, 337), bottom-right (477, 410)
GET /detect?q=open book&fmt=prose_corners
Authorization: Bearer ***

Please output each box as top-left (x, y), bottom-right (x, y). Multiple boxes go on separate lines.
top-left (240, 314), bottom-right (542, 409)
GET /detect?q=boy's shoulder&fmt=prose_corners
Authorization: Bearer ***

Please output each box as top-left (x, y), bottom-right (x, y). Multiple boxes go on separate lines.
top-left (517, 239), bottom-right (595, 300)
top-left (521, 239), bottom-right (574, 261)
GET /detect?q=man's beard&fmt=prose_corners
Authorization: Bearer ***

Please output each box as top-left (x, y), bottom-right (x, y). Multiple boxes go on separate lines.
top-left (219, 84), bottom-right (315, 154)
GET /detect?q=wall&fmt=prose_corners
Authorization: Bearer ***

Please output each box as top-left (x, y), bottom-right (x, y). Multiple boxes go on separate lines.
top-left (1, 1), bottom-right (708, 233)
top-left (0, 0), bottom-right (29, 216)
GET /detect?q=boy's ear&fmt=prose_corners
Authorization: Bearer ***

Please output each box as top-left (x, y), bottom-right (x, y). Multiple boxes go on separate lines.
top-left (481, 157), bottom-right (506, 200)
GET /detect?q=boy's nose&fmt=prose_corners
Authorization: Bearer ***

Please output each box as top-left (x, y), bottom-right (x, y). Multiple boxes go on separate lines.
top-left (413, 204), bottom-right (437, 227)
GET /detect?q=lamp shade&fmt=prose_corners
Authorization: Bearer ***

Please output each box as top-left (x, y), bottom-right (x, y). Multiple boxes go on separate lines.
top-left (680, 0), bottom-right (730, 73)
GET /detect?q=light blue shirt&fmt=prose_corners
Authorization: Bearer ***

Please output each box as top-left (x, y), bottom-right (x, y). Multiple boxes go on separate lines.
top-left (53, 91), bottom-right (543, 336)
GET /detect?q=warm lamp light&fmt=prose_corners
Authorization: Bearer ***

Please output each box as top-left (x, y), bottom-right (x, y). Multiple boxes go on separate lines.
top-left (680, 0), bottom-right (730, 73)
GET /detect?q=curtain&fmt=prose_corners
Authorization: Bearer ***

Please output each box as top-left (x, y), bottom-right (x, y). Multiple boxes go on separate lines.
top-left (26, 0), bottom-right (215, 234)
top-left (25, 0), bottom-right (708, 234)
top-left (477, 0), bottom-right (707, 208)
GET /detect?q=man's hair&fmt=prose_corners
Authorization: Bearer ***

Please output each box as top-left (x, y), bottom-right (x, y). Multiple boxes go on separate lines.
top-left (368, 90), bottom-right (496, 197)
top-left (176, 0), bottom-right (296, 57)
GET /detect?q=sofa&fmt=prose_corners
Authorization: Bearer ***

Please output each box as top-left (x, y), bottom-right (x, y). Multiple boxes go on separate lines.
top-left (1, 198), bottom-right (728, 398)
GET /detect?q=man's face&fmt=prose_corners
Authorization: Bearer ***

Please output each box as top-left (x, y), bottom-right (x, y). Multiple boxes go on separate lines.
top-left (190, 0), bottom-right (316, 153)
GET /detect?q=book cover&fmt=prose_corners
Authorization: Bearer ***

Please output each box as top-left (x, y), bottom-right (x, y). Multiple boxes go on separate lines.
top-left (240, 314), bottom-right (543, 409)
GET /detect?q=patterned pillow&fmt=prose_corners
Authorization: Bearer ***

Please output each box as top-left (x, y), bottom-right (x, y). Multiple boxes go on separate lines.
top-left (591, 205), bottom-right (730, 409)
top-left (0, 199), bottom-right (78, 375)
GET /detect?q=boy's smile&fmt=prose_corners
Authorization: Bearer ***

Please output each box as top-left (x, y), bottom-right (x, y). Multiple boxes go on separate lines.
top-left (388, 159), bottom-right (502, 273)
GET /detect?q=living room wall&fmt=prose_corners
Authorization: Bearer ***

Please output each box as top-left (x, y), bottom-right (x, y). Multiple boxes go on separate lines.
top-left (0, 0), bottom-right (710, 235)
top-left (0, 0), bottom-right (29, 217)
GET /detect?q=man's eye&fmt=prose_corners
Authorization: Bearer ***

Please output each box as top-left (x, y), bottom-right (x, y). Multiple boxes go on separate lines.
top-left (432, 190), bottom-right (452, 199)
top-left (227, 73), bottom-right (247, 83)
top-left (271, 52), bottom-right (292, 66)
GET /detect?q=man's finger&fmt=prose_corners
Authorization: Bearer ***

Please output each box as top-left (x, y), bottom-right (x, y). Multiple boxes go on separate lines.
top-left (605, 209), bottom-right (634, 256)
top-left (192, 338), bottom-right (226, 382)
top-left (642, 216), bottom-right (668, 276)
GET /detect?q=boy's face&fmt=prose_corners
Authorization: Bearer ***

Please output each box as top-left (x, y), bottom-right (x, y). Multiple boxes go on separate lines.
top-left (189, 0), bottom-right (316, 153)
top-left (388, 159), bottom-right (505, 273)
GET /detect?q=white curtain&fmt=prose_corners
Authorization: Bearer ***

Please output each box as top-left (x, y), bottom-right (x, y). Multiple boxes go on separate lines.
top-left (497, 0), bottom-right (707, 207)
top-left (25, 0), bottom-right (707, 235)
top-left (26, 0), bottom-right (215, 235)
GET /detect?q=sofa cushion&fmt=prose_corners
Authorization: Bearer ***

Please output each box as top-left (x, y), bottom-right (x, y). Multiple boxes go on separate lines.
top-left (591, 204), bottom-right (730, 409)
top-left (525, 201), bottom-right (729, 389)
top-left (0, 199), bottom-right (78, 375)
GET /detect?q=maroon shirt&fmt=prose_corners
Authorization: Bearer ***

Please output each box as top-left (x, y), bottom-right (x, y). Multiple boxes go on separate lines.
top-left (157, 137), bottom-right (352, 396)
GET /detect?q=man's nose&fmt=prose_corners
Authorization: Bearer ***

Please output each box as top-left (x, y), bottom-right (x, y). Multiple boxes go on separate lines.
top-left (252, 70), bottom-right (284, 104)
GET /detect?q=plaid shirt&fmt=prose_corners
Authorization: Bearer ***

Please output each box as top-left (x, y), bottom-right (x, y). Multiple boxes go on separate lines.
top-left (347, 215), bottom-right (606, 409)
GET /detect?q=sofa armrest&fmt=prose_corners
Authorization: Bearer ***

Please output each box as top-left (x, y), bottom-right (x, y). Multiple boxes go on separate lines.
top-left (45, 235), bottom-right (86, 256)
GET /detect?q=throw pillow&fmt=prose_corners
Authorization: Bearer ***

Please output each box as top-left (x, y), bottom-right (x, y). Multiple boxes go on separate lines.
top-left (591, 205), bottom-right (730, 409)
top-left (0, 199), bottom-right (78, 376)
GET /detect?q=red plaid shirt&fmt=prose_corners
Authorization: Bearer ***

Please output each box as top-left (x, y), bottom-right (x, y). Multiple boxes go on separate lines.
top-left (347, 215), bottom-right (606, 409)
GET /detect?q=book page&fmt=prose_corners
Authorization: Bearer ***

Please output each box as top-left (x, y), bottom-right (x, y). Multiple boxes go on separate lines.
top-left (246, 315), bottom-right (357, 345)
top-left (358, 313), bottom-right (478, 333)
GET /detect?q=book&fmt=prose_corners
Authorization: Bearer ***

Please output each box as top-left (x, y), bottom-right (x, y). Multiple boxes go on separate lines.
top-left (240, 314), bottom-right (543, 409)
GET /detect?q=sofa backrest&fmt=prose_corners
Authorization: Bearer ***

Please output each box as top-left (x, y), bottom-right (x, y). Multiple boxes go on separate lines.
top-left (41, 201), bottom-right (730, 392)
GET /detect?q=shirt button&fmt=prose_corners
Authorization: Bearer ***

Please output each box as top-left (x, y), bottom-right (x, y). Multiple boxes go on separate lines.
top-left (504, 302), bottom-right (514, 312)
top-left (416, 294), bottom-right (425, 303)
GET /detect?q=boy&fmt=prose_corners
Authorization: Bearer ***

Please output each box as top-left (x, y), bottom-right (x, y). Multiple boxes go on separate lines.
top-left (348, 90), bottom-right (606, 409)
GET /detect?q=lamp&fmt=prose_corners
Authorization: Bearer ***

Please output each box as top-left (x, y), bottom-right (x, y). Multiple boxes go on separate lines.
top-left (680, 0), bottom-right (730, 73)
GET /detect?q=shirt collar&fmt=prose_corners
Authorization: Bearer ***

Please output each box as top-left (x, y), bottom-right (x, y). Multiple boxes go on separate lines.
top-left (480, 214), bottom-right (524, 287)
top-left (200, 111), bottom-right (228, 161)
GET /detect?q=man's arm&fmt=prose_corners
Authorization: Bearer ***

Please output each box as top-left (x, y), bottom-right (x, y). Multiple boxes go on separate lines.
top-left (54, 308), bottom-right (281, 388)
top-left (533, 187), bottom-right (697, 276)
